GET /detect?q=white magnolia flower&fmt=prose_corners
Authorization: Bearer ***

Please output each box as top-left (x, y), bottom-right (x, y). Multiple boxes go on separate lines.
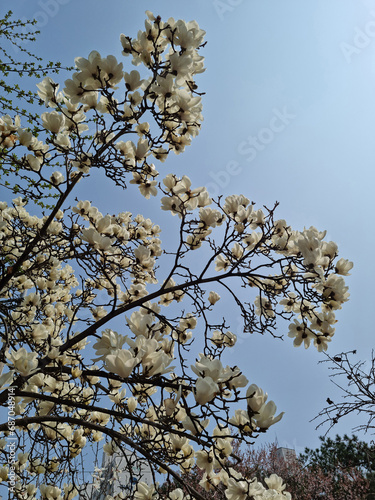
top-left (255, 400), bottom-right (284, 429)
top-left (195, 376), bottom-right (219, 405)
top-left (92, 329), bottom-right (126, 360)
top-left (81, 227), bottom-right (114, 251)
top-left (199, 471), bottom-right (221, 492)
top-left (105, 349), bottom-right (138, 378)
top-left (264, 474), bottom-right (287, 493)
top-left (134, 481), bottom-right (156, 500)
top-left (246, 384), bottom-right (268, 413)
top-left (41, 110), bottom-right (65, 133)
top-left (208, 291), bottom-right (220, 305)
top-left (225, 477), bottom-right (249, 500)
top-left (127, 397), bottom-right (137, 413)
top-left (18, 128), bottom-right (34, 147)
top-left (39, 485), bottom-right (62, 499)
top-left (215, 254), bottom-right (230, 272)
top-left (36, 77), bottom-right (59, 106)
top-left (192, 354), bottom-right (224, 382)
top-left (335, 257), bottom-right (354, 276)
top-left (6, 348), bottom-right (38, 377)
top-left (168, 488), bottom-right (184, 500)
top-left (50, 171), bottom-right (65, 185)
top-left (181, 414), bottom-right (209, 435)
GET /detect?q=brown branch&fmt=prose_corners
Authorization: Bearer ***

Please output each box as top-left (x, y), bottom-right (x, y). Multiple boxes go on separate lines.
top-left (0, 414), bottom-right (207, 500)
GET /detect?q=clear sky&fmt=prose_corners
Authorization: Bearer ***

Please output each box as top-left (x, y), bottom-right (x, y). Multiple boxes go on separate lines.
top-left (3, 0), bottom-right (375, 456)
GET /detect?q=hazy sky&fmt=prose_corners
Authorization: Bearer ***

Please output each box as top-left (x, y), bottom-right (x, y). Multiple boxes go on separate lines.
top-left (3, 0), bottom-right (375, 455)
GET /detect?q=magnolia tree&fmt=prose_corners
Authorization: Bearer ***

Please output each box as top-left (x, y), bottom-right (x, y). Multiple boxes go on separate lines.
top-left (0, 11), bottom-right (353, 500)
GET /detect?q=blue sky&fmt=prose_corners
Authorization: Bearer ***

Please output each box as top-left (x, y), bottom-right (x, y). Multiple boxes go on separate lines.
top-left (3, 0), bottom-right (375, 456)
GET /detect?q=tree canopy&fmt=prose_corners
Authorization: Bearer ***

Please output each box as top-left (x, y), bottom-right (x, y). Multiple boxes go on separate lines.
top-left (301, 434), bottom-right (375, 499)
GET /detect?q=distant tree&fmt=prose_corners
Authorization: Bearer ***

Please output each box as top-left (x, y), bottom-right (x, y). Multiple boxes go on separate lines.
top-left (301, 434), bottom-right (375, 499)
top-left (163, 440), bottom-right (370, 499)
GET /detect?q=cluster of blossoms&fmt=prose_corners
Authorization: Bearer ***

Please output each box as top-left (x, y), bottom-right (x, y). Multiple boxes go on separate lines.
top-left (24, 10), bottom-right (205, 201)
top-left (132, 472), bottom-right (291, 500)
top-left (0, 11), bottom-right (353, 500)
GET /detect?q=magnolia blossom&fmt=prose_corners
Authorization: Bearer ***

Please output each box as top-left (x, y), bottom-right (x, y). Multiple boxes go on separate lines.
top-left (39, 485), bottom-right (62, 499)
top-left (50, 171), bottom-right (65, 185)
top-left (36, 76), bottom-right (60, 105)
top-left (211, 330), bottom-right (237, 347)
top-left (208, 291), bottom-right (220, 305)
top-left (255, 400), bottom-right (284, 430)
top-left (215, 254), bottom-right (230, 272)
top-left (124, 70), bottom-right (144, 91)
top-left (246, 384), bottom-right (268, 413)
top-left (181, 414), bottom-right (209, 435)
top-left (255, 295), bottom-right (275, 318)
top-left (105, 349), bottom-right (138, 378)
top-left (127, 396), bottom-right (137, 413)
top-left (6, 348), bottom-right (38, 377)
top-left (225, 477), bottom-right (250, 500)
top-left (103, 441), bottom-right (118, 456)
top-left (313, 333), bottom-right (332, 352)
top-left (335, 257), bottom-right (354, 275)
top-left (229, 409), bottom-right (255, 435)
top-left (134, 481), bottom-right (156, 500)
top-left (199, 471), bottom-right (221, 492)
top-left (288, 320), bottom-right (315, 349)
top-left (168, 488), bottom-right (185, 500)
top-left (195, 376), bottom-right (220, 405)
top-left (195, 449), bottom-right (215, 474)
top-left (139, 339), bottom-right (174, 376)
top-left (81, 227), bottom-right (114, 251)
top-left (41, 110), bottom-right (65, 133)
top-left (192, 354), bottom-right (224, 382)
top-left (93, 329), bottom-right (126, 360)
top-left (24, 155), bottom-right (42, 173)
top-left (264, 474), bottom-right (287, 493)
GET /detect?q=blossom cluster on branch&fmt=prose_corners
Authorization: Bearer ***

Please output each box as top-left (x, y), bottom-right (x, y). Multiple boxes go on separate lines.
top-left (0, 10), bottom-right (352, 500)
